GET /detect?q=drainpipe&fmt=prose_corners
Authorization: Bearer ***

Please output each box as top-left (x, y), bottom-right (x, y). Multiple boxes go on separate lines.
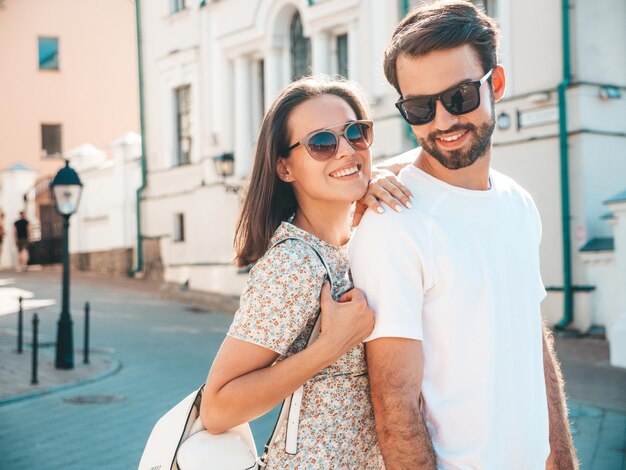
top-left (131, 0), bottom-right (148, 277)
top-left (401, 0), bottom-right (409, 16)
top-left (555, 0), bottom-right (573, 329)
top-left (400, 1), bottom-right (418, 147)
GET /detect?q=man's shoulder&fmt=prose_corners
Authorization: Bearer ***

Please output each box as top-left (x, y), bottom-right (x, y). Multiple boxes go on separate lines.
top-left (491, 169), bottom-right (537, 206)
top-left (350, 200), bottom-right (433, 258)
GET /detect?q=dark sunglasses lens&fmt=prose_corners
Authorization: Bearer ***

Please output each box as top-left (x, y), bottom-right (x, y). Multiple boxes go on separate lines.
top-left (307, 131), bottom-right (337, 160)
top-left (442, 83), bottom-right (480, 115)
top-left (346, 122), bottom-right (372, 149)
top-left (402, 98), bottom-right (435, 125)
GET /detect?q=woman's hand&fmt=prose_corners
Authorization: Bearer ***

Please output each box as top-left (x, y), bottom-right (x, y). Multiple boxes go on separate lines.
top-left (316, 283), bottom-right (375, 364)
top-left (353, 167), bottom-right (414, 227)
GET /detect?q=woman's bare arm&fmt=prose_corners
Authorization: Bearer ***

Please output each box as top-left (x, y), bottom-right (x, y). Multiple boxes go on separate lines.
top-left (200, 285), bottom-right (374, 433)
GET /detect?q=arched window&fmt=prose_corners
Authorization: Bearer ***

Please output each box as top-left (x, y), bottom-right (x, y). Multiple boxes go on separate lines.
top-left (290, 13), bottom-right (311, 80)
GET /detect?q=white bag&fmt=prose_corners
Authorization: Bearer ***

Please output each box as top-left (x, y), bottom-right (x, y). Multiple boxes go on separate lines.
top-left (139, 387), bottom-right (257, 470)
top-left (139, 237), bottom-right (334, 470)
top-left (138, 387), bottom-right (258, 470)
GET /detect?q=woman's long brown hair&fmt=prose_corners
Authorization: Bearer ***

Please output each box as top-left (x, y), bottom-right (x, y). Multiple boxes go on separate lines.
top-left (234, 75), bottom-right (369, 267)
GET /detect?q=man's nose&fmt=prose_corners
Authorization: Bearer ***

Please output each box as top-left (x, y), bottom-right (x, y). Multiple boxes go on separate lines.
top-left (432, 99), bottom-right (460, 132)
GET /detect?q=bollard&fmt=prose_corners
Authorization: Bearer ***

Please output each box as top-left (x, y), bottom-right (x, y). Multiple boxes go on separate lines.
top-left (17, 296), bottom-right (23, 354)
top-left (83, 302), bottom-right (90, 365)
top-left (31, 313), bottom-right (39, 385)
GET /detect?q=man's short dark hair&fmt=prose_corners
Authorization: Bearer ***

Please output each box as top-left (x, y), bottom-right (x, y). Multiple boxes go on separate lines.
top-left (384, 0), bottom-right (500, 94)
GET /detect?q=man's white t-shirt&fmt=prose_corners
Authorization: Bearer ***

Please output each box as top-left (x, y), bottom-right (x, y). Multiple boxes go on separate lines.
top-left (349, 164), bottom-right (550, 470)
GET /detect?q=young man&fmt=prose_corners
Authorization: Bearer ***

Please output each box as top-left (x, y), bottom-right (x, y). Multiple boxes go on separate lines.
top-left (349, 2), bottom-right (577, 469)
top-left (14, 211), bottom-right (30, 271)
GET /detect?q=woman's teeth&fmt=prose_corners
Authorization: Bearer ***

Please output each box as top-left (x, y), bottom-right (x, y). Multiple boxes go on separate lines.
top-left (331, 166), bottom-right (359, 178)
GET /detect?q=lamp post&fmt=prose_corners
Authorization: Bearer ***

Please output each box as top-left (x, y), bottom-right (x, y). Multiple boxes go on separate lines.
top-left (50, 160), bottom-right (83, 369)
top-left (211, 152), bottom-right (235, 179)
top-left (211, 152), bottom-right (240, 193)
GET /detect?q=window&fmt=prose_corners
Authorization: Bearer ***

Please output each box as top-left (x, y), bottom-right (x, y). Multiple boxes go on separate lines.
top-left (174, 85), bottom-right (191, 165)
top-left (336, 34), bottom-right (348, 79)
top-left (170, 0), bottom-right (186, 13)
top-left (290, 13), bottom-right (311, 80)
top-left (38, 37), bottom-right (59, 70)
top-left (173, 213), bottom-right (185, 242)
top-left (41, 124), bottom-right (62, 157)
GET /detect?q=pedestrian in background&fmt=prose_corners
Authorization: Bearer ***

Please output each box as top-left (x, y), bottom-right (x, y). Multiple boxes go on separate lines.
top-left (14, 211), bottom-right (30, 272)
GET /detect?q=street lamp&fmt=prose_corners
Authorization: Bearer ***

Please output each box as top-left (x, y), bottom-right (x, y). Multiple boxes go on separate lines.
top-left (211, 152), bottom-right (240, 193)
top-left (211, 152), bottom-right (235, 179)
top-left (50, 160), bottom-right (83, 369)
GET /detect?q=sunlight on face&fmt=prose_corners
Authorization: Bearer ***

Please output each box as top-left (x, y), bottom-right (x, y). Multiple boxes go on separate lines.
top-left (281, 94), bottom-right (372, 207)
top-left (397, 45), bottom-right (497, 170)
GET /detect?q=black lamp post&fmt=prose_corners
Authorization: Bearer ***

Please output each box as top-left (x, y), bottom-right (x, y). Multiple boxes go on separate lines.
top-left (50, 160), bottom-right (83, 369)
top-left (211, 152), bottom-right (240, 193)
top-left (211, 152), bottom-right (235, 179)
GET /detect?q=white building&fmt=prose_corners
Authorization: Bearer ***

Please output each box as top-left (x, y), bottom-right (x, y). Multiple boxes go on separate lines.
top-left (21, 134), bottom-right (143, 276)
top-left (138, 0), bottom-right (626, 359)
top-left (139, 0), bottom-right (414, 295)
top-left (69, 134), bottom-right (143, 276)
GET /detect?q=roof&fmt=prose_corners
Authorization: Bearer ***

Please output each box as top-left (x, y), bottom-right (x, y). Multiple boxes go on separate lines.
top-left (579, 237), bottom-right (614, 253)
top-left (605, 189), bottom-right (626, 205)
top-left (110, 131), bottom-right (141, 147)
top-left (65, 143), bottom-right (106, 159)
top-left (3, 162), bottom-right (34, 172)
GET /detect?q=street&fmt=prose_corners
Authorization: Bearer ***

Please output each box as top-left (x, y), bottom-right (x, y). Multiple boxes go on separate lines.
top-left (0, 269), bottom-right (277, 469)
top-left (0, 269), bottom-right (624, 469)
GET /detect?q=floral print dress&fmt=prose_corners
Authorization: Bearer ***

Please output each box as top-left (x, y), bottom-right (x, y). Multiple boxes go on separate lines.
top-left (228, 222), bottom-right (384, 469)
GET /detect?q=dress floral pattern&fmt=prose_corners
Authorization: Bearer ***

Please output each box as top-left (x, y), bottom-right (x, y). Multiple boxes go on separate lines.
top-left (228, 222), bottom-right (384, 469)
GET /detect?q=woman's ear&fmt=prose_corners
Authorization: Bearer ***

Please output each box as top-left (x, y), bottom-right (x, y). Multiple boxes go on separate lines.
top-left (276, 158), bottom-right (293, 182)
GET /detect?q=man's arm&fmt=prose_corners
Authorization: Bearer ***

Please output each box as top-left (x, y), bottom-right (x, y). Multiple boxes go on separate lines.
top-left (542, 325), bottom-right (579, 470)
top-left (366, 337), bottom-right (436, 469)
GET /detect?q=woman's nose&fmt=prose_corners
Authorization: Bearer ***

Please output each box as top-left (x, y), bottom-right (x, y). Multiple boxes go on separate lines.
top-left (334, 134), bottom-right (355, 159)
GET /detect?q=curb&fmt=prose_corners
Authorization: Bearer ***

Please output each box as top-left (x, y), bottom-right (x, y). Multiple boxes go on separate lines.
top-left (0, 358), bottom-right (123, 407)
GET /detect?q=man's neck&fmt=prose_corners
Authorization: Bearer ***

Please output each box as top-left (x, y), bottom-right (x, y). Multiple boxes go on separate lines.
top-left (414, 148), bottom-right (492, 190)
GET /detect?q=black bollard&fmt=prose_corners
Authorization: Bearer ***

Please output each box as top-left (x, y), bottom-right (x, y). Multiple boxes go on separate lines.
top-left (83, 302), bottom-right (90, 365)
top-left (31, 313), bottom-right (39, 385)
top-left (17, 296), bottom-right (23, 353)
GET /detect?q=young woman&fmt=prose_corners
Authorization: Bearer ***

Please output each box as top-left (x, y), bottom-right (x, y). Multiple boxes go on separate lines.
top-left (200, 76), bottom-right (411, 468)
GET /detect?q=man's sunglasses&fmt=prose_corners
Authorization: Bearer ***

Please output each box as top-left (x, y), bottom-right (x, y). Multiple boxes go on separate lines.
top-left (286, 120), bottom-right (374, 161)
top-left (395, 69), bottom-right (493, 126)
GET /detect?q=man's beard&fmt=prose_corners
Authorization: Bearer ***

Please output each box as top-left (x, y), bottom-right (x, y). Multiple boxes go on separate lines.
top-left (416, 110), bottom-right (496, 170)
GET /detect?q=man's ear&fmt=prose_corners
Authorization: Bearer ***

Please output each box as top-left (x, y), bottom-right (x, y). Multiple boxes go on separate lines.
top-left (492, 64), bottom-right (506, 102)
top-left (276, 158), bottom-right (293, 182)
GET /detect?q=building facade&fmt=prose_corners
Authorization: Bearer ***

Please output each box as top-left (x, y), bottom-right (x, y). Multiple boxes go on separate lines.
top-left (138, 0), bottom-right (626, 347)
top-left (0, 0), bottom-right (140, 267)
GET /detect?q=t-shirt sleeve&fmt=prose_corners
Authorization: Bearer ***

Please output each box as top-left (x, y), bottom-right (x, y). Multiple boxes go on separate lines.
top-left (349, 214), bottom-right (426, 342)
top-left (227, 241), bottom-right (326, 355)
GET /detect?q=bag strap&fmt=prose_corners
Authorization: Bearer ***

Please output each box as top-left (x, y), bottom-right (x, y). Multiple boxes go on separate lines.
top-left (258, 236), bottom-right (334, 465)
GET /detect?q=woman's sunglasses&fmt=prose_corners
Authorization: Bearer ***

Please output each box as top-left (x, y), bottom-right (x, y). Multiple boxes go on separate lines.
top-left (395, 69), bottom-right (493, 126)
top-left (286, 120), bottom-right (374, 161)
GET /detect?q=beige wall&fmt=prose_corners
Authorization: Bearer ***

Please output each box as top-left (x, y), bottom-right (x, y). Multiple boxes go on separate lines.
top-left (0, 0), bottom-right (139, 178)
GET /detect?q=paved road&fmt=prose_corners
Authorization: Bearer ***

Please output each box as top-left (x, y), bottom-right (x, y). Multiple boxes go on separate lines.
top-left (0, 271), bottom-right (277, 469)
top-left (0, 269), bottom-right (624, 469)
